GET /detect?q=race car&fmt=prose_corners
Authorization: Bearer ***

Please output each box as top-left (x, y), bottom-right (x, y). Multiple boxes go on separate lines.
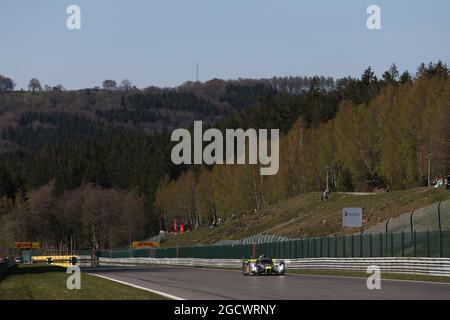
top-left (242, 255), bottom-right (286, 276)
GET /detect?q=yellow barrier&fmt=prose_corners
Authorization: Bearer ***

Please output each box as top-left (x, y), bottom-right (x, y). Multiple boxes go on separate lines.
top-left (32, 255), bottom-right (78, 262)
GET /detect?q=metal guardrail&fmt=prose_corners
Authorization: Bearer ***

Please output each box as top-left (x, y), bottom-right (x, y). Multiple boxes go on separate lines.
top-left (285, 257), bottom-right (450, 277)
top-left (98, 257), bottom-right (450, 277)
top-left (99, 257), bottom-right (241, 268)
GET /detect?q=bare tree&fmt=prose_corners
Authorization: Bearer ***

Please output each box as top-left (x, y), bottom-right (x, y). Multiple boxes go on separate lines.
top-left (53, 84), bottom-right (65, 92)
top-left (120, 79), bottom-right (133, 91)
top-left (28, 78), bottom-right (42, 93)
top-left (102, 80), bottom-right (117, 91)
top-left (0, 75), bottom-right (15, 93)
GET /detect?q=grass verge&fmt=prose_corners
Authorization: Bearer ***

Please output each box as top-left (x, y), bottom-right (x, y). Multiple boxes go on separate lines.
top-left (162, 188), bottom-right (450, 247)
top-left (0, 264), bottom-right (169, 300)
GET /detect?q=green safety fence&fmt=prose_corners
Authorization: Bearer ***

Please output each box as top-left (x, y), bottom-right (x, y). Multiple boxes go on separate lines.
top-left (98, 230), bottom-right (450, 260)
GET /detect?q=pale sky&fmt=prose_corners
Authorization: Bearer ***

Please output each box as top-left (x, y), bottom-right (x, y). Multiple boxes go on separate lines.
top-left (1, 0), bottom-right (449, 90)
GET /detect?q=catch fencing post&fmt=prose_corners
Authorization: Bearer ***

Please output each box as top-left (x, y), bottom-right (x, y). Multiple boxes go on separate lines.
top-left (351, 235), bottom-right (354, 258)
top-left (342, 236), bottom-right (346, 257)
top-left (380, 233), bottom-right (383, 257)
top-left (293, 240), bottom-right (298, 258)
top-left (360, 234), bottom-right (363, 257)
top-left (369, 234), bottom-right (373, 257)
top-left (327, 237), bottom-right (330, 257)
top-left (438, 202), bottom-right (442, 231)
top-left (334, 237), bottom-right (338, 257)
top-left (312, 239), bottom-right (316, 258)
top-left (426, 231), bottom-right (430, 258)
top-left (438, 202), bottom-right (443, 258)
top-left (401, 231), bottom-right (405, 257)
top-left (390, 233), bottom-right (394, 257)
top-left (299, 239), bottom-right (302, 258)
top-left (320, 238), bottom-right (323, 257)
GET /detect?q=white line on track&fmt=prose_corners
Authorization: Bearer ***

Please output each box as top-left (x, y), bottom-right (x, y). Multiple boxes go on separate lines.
top-left (88, 273), bottom-right (185, 300)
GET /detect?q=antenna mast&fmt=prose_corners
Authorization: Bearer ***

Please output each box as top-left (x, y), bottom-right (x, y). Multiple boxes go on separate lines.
top-left (196, 61), bottom-right (199, 82)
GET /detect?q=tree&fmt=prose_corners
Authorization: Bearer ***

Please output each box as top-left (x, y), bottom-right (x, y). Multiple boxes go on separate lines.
top-left (53, 84), bottom-right (65, 91)
top-left (382, 64), bottom-right (399, 85)
top-left (416, 63), bottom-right (427, 79)
top-left (360, 67), bottom-right (379, 104)
top-left (28, 78), bottom-right (42, 92)
top-left (0, 75), bottom-right (15, 93)
top-left (102, 80), bottom-right (117, 91)
top-left (120, 79), bottom-right (133, 91)
top-left (399, 71), bottom-right (412, 84)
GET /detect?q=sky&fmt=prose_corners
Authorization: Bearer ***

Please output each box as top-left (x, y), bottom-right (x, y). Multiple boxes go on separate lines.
top-left (0, 0), bottom-right (449, 90)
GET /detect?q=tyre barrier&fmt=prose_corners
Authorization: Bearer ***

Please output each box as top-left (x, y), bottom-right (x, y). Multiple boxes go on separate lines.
top-left (99, 257), bottom-right (450, 277)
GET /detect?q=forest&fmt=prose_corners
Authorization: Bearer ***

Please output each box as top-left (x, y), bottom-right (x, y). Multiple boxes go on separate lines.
top-left (0, 62), bottom-right (449, 253)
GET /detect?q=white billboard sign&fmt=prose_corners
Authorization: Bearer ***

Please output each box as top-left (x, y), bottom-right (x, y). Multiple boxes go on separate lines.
top-left (342, 208), bottom-right (363, 227)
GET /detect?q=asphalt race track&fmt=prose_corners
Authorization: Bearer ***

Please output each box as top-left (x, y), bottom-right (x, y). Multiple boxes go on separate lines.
top-left (85, 266), bottom-right (450, 300)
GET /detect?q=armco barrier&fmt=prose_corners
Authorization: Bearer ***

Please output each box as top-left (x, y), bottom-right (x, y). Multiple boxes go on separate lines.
top-left (99, 257), bottom-right (241, 268)
top-left (98, 257), bottom-right (450, 277)
top-left (286, 257), bottom-right (450, 277)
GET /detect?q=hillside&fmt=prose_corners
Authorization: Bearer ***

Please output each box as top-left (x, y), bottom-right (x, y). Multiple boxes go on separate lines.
top-left (1, 62), bottom-right (449, 255)
top-left (162, 188), bottom-right (450, 247)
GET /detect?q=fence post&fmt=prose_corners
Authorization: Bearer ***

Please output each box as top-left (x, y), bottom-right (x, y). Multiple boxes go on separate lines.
top-left (438, 202), bottom-right (443, 258)
top-left (360, 234), bottom-right (363, 257)
top-left (351, 234), bottom-right (354, 258)
top-left (438, 202), bottom-right (442, 231)
top-left (342, 235), bottom-right (346, 257)
top-left (327, 237), bottom-right (330, 257)
top-left (369, 234), bottom-right (373, 257)
top-left (401, 231), bottom-right (405, 257)
top-left (286, 240), bottom-right (290, 259)
top-left (390, 233), bottom-right (394, 257)
top-left (299, 239), bottom-right (303, 259)
top-left (413, 231), bottom-right (417, 257)
top-left (320, 238), bottom-right (323, 257)
top-left (252, 243), bottom-right (256, 259)
top-left (313, 238), bottom-right (316, 258)
top-left (380, 233), bottom-right (383, 257)
top-left (426, 231), bottom-right (430, 258)
top-left (334, 236), bottom-right (338, 257)
top-left (307, 239), bottom-right (310, 258)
